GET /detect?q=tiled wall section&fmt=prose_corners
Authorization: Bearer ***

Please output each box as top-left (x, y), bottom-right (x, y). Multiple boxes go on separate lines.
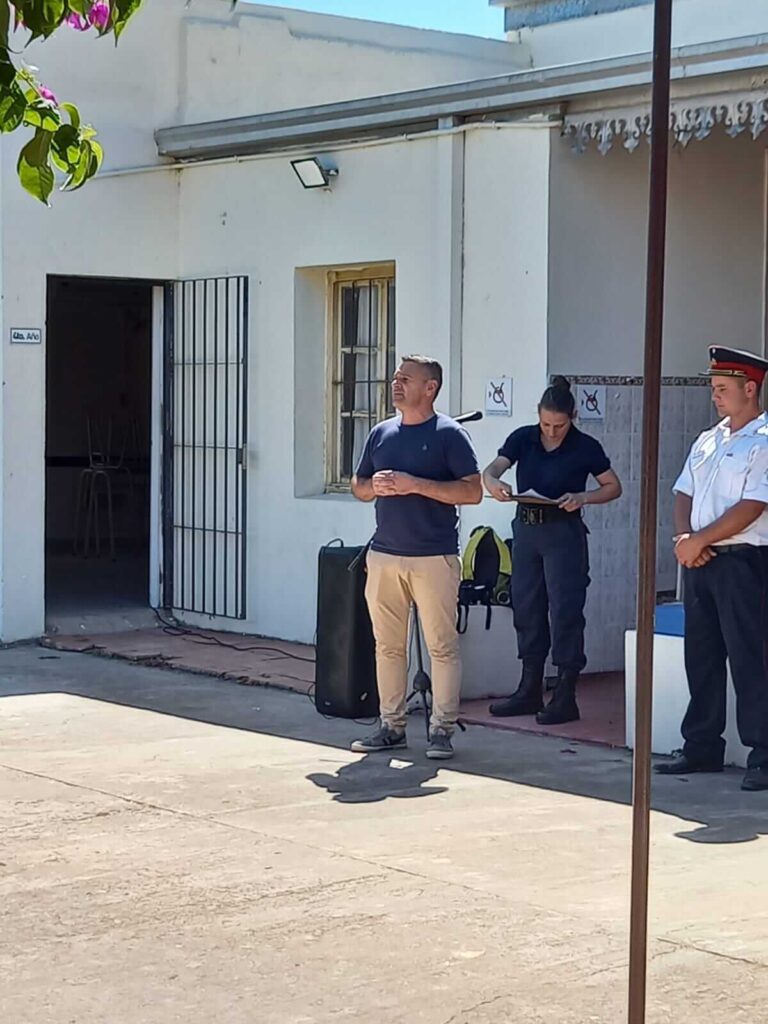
top-left (575, 383), bottom-right (714, 673)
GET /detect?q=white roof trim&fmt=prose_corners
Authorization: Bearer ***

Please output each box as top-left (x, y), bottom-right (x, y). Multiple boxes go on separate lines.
top-left (156, 33), bottom-right (768, 162)
top-left (563, 87), bottom-right (768, 154)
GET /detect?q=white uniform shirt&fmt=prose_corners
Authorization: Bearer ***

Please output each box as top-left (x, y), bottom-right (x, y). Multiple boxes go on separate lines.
top-left (674, 412), bottom-right (768, 546)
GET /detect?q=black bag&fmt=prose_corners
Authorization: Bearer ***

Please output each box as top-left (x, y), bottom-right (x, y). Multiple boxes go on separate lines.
top-left (315, 542), bottom-right (379, 719)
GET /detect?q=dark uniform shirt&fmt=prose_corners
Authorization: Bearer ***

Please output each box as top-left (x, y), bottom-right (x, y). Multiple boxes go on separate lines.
top-left (356, 413), bottom-right (480, 557)
top-left (499, 425), bottom-right (611, 500)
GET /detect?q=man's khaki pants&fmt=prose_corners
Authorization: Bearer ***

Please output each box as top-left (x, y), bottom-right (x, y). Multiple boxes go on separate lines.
top-left (365, 550), bottom-right (462, 735)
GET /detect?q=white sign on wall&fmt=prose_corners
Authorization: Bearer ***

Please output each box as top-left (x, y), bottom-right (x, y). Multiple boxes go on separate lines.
top-left (10, 327), bottom-right (42, 345)
top-left (485, 376), bottom-right (512, 417)
top-left (577, 384), bottom-right (606, 421)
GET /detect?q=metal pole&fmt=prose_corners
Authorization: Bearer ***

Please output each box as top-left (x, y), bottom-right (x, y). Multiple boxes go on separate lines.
top-left (629, 2), bottom-right (673, 1022)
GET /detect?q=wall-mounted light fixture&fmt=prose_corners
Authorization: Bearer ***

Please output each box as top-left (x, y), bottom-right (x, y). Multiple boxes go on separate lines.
top-left (291, 156), bottom-right (338, 189)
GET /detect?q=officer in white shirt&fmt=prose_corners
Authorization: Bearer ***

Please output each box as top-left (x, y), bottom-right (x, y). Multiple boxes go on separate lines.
top-left (656, 346), bottom-right (768, 791)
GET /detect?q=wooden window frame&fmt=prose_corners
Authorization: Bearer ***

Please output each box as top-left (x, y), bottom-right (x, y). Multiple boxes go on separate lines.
top-left (325, 264), bottom-right (396, 491)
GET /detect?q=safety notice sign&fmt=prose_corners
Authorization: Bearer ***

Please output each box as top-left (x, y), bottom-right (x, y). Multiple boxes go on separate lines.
top-left (485, 376), bottom-right (512, 417)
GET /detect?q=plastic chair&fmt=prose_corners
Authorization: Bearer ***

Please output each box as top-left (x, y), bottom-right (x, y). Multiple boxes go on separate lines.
top-left (73, 416), bottom-right (135, 559)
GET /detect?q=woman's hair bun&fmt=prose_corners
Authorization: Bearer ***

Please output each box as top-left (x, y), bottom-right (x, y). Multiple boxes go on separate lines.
top-left (539, 375), bottom-right (576, 417)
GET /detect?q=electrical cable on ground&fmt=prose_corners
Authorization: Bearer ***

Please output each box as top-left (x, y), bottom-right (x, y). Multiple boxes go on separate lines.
top-left (152, 608), bottom-right (316, 664)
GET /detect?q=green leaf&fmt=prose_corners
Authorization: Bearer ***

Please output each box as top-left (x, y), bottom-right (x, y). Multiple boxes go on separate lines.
top-left (23, 96), bottom-right (60, 131)
top-left (111, 0), bottom-right (142, 40)
top-left (0, 2), bottom-right (10, 50)
top-left (14, 0), bottom-right (66, 39)
top-left (88, 136), bottom-right (102, 171)
top-left (59, 100), bottom-right (80, 129)
top-left (17, 127), bottom-right (54, 203)
top-left (21, 123), bottom-right (51, 164)
top-left (0, 79), bottom-right (26, 132)
top-left (50, 120), bottom-right (79, 171)
top-left (63, 138), bottom-right (91, 190)
top-left (0, 52), bottom-right (16, 88)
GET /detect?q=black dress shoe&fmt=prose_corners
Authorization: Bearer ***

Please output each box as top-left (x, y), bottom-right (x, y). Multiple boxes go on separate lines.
top-left (654, 755), bottom-right (723, 776)
top-left (741, 767), bottom-right (768, 791)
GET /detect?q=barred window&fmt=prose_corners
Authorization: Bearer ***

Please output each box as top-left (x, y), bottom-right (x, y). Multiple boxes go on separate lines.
top-left (327, 268), bottom-right (396, 489)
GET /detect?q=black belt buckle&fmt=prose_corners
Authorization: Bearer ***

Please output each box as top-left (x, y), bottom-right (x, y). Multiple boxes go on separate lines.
top-left (521, 505), bottom-right (546, 526)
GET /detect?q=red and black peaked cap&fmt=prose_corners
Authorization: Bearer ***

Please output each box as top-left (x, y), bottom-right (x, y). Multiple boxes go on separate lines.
top-left (702, 346), bottom-right (768, 386)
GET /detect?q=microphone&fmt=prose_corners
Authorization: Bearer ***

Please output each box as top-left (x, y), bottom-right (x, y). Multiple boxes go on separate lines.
top-left (455, 410), bottom-right (483, 424)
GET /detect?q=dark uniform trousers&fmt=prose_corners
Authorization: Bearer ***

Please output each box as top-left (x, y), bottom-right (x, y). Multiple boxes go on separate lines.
top-left (510, 516), bottom-right (590, 673)
top-left (683, 546), bottom-right (768, 770)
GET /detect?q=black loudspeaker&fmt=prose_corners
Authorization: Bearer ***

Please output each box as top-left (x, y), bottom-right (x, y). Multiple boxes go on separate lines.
top-left (315, 543), bottom-right (379, 719)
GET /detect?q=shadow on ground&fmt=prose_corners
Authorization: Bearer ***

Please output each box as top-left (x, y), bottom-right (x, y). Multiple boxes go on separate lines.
top-left (2, 645), bottom-right (767, 845)
top-left (307, 755), bottom-right (447, 803)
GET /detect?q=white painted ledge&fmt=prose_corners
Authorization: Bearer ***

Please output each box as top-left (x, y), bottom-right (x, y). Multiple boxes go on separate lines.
top-left (624, 630), bottom-right (748, 768)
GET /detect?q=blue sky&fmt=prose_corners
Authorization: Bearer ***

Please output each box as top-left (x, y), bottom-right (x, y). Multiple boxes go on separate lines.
top-left (248, 1), bottom-right (506, 39)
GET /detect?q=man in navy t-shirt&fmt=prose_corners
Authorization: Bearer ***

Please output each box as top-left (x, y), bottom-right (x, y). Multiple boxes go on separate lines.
top-left (350, 355), bottom-right (481, 760)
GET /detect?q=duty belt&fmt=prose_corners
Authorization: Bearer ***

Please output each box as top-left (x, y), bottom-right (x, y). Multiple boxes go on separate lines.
top-left (516, 504), bottom-right (575, 526)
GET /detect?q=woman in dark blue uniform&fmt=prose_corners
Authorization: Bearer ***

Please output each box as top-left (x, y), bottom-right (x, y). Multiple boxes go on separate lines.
top-left (483, 378), bottom-right (622, 724)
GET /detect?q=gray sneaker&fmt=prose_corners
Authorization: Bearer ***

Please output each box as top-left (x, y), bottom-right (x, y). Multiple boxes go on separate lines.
top-left (351, 725), bottom-right (407, 753)
top-left (426, 728), bottom-right (454, 760)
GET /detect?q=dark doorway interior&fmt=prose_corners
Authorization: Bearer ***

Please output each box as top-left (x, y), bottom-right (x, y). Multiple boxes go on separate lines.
top-left (45, 276), bottom-right (154, 632)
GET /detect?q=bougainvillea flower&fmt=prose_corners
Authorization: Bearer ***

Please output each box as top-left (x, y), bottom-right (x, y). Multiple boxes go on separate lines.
top-left (89, 2), bottom-right (111, 29)
top-left (38, 86), bottom-right (59, 104)
top-left (65, 12), bottom-right (90, 30)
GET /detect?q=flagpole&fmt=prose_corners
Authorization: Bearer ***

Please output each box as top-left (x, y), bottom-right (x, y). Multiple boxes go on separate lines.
top-left (628, 1), bottom-right (674, 1022)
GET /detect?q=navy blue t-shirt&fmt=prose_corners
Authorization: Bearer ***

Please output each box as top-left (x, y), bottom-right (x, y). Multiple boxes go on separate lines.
top-left (356, 413), bottom-right (480, 556)
top-left (499, 425), bottom-right (611, 500)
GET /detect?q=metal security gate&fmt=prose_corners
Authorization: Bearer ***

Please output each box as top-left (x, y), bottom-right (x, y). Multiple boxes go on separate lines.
top-left (162, 277), bottom-right (248, 618)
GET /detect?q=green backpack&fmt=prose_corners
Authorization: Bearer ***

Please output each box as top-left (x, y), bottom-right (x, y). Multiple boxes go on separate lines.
top-left (457, 526), bottom-right (513, 632)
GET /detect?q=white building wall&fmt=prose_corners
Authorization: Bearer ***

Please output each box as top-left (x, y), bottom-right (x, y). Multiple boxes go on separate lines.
top-left (4, 0), bottom-right (764, 669)
top-left (459, 125), bottom-right (553, 688)
top-left (461, 125), bottom-right (553, 536)
top-left (548, 129), bottom-right (766, 377)
top-left (180, 3), bottom-right (528, 123)
top-left (507, 0), bottom-right (768, 68)
top-left (0, 166), bottom-right (180, 640)
top-left (175, 139), bottom-right (449, 640)
top-left (19, 0), bottom-right (525, 174)
top-left (0, 3), bottom-right (530, 643)
top-left (546, 127), bottom-right (766, 671)
top-left (0, 117), bottom-right (555, 645)
top-left (172, 124), bottom-right (553, 645)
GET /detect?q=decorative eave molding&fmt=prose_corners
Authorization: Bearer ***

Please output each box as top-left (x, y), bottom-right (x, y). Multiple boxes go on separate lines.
top-left (563, 88), bottom-right (768, 154)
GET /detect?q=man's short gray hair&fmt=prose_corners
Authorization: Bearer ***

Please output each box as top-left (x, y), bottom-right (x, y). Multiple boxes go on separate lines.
top-left (399, 355), bottom-right (443, 396)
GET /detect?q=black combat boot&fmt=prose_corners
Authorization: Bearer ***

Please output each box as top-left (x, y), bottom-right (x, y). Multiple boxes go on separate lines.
top-left (535, 669), bottom-right (580, 725)
top-left (489, 660), bottom-right (545, 717)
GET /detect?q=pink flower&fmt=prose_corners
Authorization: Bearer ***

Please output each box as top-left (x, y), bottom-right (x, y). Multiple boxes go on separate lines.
top-left (88, 2), bottom-right (110, 29)
top-left (65, 12), bottom-right (89, 30)
top-left (39, 86), bottom-right (58, 105)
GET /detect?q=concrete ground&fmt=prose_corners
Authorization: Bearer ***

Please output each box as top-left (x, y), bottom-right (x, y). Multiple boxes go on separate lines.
top-left (2, 646), bottom-right (767, 1023)
top-left (42, 626), bottom-right (624, 746)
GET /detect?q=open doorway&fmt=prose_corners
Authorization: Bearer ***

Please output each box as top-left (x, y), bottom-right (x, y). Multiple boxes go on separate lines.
top-left (45, 276), bottom-right (155, 633)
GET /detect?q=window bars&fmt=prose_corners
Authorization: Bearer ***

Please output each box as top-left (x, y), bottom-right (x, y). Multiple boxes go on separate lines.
top-left (330, 275), bottom-right (395, 487)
